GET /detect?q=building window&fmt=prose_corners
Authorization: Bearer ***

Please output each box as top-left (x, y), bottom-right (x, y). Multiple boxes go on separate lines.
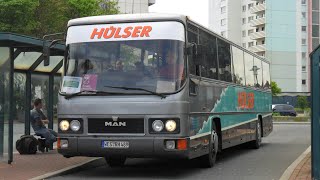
top-left (302, 26), bottom-right (307, 32)
top-left (302, 12), bottom-right (306, 19)
top-left (302, 38), bottom-right (306, 45)
top-left (262, 26), bottom-right (265, 31)
top-left (302, 0), bottom-right (306, 5)
top-left (248, 29), bottom-right (254, 35)
top-left (243, 43), bottom-right (246, 48)
top-left (221, 6), bottom-right (226, 13)
top-left (248, 42), bottom-right (254, 47)
top-left (242, 5), bottom-right (246, 12)
top-left (302, 66), bottom-right (306, 71)
top-left (302, 79), bottom-right (306, 85)
top-left (256, 28), bottom-right (259, 32)
top-left (221, 31), bottom-right (226, 37)
top-left (248, 16), bottom-right (254, 21)
top-left (262, 40), bottom-right (265, 44)
top-left (242, 31), bottom-right (246, 37)
top-left (248, 3), bottom-right (254, 9)
top-left (242, 18), bottom-right (246, 24)
top-left (302, 52), bottom-right (306, 59)
top-left (221, 19), bottom-right (226, 26)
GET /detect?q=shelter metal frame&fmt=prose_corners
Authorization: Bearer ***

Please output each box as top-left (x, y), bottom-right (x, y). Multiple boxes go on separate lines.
top-left (0, 33), bottom-right (65, 164)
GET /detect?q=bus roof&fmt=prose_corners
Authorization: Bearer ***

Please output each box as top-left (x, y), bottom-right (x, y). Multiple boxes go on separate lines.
top-left (67, 13), bottom-right (187, 27)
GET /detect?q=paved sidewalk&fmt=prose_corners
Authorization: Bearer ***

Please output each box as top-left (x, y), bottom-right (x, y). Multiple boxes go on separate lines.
top-left (0, 150), bottom-right (95, 180)
top-left (289, 152), bottom-right (311, 180)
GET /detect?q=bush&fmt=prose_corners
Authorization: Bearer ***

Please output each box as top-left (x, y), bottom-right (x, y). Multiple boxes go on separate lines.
top-left (297, 96), bottom-right (309, 110)
top-left (272, 112), bottom-right (281, 116)
top-left (273, 116), bottom-right (310, 122)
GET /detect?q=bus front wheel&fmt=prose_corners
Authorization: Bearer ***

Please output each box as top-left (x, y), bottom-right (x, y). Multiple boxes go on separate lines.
top-left (105, 156), bottom-right (126, 167)
top-left (199, 124), bottom-right (219, 168)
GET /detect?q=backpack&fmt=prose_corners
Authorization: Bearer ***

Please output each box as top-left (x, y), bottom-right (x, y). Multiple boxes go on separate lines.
top-left (16, 135), bottom-right (38, 154)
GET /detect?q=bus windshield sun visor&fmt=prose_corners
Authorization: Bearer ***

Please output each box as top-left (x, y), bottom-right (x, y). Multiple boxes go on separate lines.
top-left (63, 90), bottom-right (125, 100)
top-left (104, 86), bottom-right (167, 99)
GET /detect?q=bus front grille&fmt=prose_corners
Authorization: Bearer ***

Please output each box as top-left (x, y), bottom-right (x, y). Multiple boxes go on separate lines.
top-left (88, 118), bottom-right (144, 134)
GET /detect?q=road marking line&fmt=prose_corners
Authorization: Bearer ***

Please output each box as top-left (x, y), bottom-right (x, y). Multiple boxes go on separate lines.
top-left (279, 145), bottom-right (311, 180)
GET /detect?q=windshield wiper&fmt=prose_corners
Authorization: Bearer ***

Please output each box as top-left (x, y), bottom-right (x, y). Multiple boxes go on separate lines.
top-left (104, 86), bottom-right (167, 99)
top-left (63, 90), bottom-right (122, 100)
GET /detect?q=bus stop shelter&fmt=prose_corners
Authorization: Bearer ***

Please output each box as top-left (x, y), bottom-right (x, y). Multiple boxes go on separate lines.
top-left (0, 32), bottom-right (65, 164)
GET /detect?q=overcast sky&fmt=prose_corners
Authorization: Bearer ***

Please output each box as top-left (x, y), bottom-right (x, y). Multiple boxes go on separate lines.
top-left (149, 0), bottom-right (209, 27)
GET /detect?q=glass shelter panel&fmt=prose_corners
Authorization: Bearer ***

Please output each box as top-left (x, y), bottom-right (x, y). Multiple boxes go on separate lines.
top-left (13, 73), bottom-right (26, 152)
top-left (0, 47), bottom-right (10, 162)
top-left (30, 75), bottom-right (49, 134)
top-left (35, 56), bottom-right (63, 72)
top-left (14, 52), bottom-right (41, 70)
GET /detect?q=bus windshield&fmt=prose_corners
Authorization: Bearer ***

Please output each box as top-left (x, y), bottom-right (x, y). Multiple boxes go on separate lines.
top-left (63, 40), bottom-right (186, 95)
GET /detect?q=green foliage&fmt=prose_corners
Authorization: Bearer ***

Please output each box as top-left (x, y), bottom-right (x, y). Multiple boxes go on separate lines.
top-left (0, 0), bottom-right (119, 38)
top-left (272, 112), bottom-right (281, 116)
top-left (297, 96), bottom-right (309, 110)
top-left (271, 81), bottom-right (281, 96)
top-left (272, 116), bottom-right (310, 122)
top-left (294, 107), bottom-right (311, 114)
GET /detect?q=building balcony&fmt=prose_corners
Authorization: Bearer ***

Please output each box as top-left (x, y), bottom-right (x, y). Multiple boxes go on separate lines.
top-left (250, 17), bottom-right (265, 27)
top-left (250, 3), bottom-right (266, 14)
top-left (250, 31), bottom-right (266, 40)
top-left (249, 44), bottom-right (266, 53)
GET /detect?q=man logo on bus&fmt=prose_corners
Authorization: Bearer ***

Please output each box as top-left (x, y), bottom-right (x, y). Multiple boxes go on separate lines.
top-left (105, 116), bottom-right (126, 127)
top-left (112, 116), bottom-right (118, 121)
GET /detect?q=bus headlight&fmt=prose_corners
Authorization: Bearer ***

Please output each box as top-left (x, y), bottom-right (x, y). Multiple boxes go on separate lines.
top-left (165, 120), bottom-right (177, 132)
top-left (70, 120), bottom-right (81, 132)
top-left (59, 120), bottom-right (70, 131)
top-left (152, 120), bottom-right (164, 132)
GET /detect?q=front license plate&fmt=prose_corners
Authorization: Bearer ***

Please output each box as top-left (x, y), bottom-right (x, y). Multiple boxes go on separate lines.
top-left (101, 141), bottom-right (129, 149)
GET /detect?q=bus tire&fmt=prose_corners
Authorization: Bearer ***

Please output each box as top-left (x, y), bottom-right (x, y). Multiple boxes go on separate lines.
top-left (250, 119), bottom-right (262, 149)
top-left (200, 123), bottom-right (219, 168)
top-left (105, 156), bottom-right (126, 167)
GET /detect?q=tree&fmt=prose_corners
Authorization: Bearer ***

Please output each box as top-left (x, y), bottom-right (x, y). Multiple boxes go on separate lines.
top-left (0, 0), bottom-right (119, 38)
top-left (271, 81), bottom-right (281, 96)
top-left (297, 96), bottom-right (309, 110)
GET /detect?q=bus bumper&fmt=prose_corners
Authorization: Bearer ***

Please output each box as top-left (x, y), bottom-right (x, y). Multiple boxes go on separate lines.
top-left (57, 136), bottom-right (189, 159)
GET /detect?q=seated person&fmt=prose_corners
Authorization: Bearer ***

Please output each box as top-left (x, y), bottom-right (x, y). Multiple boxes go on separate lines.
top-left (30, 98), bottom-right (57, 152)
top-left (79, 59), bottom-right (95, 75)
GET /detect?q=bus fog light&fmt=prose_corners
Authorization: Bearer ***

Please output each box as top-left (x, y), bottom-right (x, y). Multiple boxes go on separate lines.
top-left (60, 139), bottom-right (69, 148)
top-left (165, 140), bottom-right (176, 150)
top-left (165, 120), bottom-right (177, 132)
top-left (59, 120), bottom-right (70, 131)
top-left (70, 120), bottom-right (81, 132)
top-left (152, 120), bottom-right (164, 132)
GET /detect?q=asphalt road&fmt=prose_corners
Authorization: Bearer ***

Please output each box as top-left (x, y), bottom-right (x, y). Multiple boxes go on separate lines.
top-left (50, 124), bottom-right (310, 180)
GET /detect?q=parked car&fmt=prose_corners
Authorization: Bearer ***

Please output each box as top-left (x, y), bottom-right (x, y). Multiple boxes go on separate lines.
top-left (272, 104), bottom-right (297, 116)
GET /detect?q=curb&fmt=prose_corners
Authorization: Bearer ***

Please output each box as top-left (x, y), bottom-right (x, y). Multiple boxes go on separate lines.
top-left (279, 146), bottom-right (311, 180)
top-left (29, 157), bottom-right (102, 180)
top-left (273, 122), bottom-right (310, 125)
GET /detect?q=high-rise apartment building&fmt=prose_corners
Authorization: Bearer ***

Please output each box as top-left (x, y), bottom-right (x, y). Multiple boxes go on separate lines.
top-left (117, 0), bottom-right (155, 14)
top-left (209, 0), bottom-right (318, 93)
